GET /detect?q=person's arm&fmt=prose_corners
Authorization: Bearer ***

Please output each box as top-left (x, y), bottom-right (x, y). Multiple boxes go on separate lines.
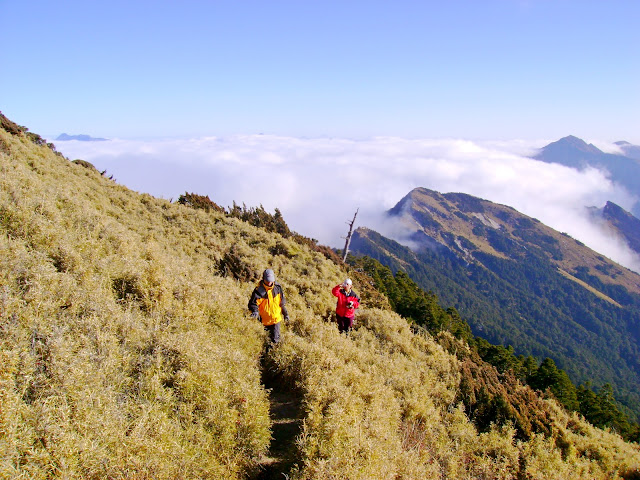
top-left (350, 294), bottom-right (360, 309)
top-left (331, 285), bottom-right (342, 297)
top-left (248, 289), bottom-right (260, 318)
top-left (279, 285), bottom-right (290, 322)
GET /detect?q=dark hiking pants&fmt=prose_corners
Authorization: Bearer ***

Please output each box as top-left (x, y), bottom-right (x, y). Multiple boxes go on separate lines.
top-left (336, 314), bottom-right (353, 334)
top-left (265, 322), bottom-right (281, 344)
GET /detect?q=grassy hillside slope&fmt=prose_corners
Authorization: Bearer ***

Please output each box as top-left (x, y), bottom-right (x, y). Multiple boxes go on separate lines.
top-left (1, 119), bottom-right (639, 479)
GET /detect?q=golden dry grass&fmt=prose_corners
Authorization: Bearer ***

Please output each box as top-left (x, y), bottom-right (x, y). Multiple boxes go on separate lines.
top-left (1, 127), bottom-right (639, 479)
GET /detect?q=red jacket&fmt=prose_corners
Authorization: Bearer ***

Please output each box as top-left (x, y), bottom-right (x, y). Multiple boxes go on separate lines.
top-left (332, 285), bottom-right (360, 318)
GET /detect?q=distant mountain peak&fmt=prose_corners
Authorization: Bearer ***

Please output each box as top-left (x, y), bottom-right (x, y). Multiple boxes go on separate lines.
top-left (56, 133), bottom-right (107, 142)
top-left (560, 134), bottom-right (585, 143)
top-left (603, 200), bottom-right (626, 214)
top-left (533, 136), bottom-right (640, 219)
top-left (593, 201), bottom-right (640, 254)
top-left (547, 135), bottom-right (603, 155)
top-left (387, 187), bottom-right (440, 216)
top-left (533, 135), bottom-right (602, 167)
top-left (614, 141), bottom-right (640, 161)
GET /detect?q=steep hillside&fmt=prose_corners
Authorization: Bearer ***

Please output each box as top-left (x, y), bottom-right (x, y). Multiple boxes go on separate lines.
top-left (1, 116), bottom-right (640, 479)
top-left (351, 187), bottom-right (640, 421)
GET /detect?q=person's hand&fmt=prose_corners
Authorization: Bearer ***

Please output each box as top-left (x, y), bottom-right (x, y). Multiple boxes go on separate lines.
top-left (347, 301), bottom-right (354, 308)
top-left (250, 311), bottom-right (259, 319)
top-left (284, 316), bottom-right (290, 325)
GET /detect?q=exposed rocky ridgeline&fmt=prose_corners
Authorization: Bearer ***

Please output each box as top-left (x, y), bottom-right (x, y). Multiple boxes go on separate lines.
top-left (387, 187), bottom-right (640, 293)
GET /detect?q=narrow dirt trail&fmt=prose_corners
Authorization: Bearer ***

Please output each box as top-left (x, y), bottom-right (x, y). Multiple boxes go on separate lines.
top-left (252, 358), bottom-right (305, 480)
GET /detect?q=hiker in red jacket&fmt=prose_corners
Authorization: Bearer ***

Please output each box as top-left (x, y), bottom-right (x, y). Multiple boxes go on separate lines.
top-left (331, 278), bottom-right (360, 334)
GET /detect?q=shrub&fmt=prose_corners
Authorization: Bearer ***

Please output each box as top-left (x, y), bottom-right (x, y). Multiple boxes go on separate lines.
top-left (177, 192), bottom-right (224, 212)
top-left (71, 159), bottom-right (99, 172)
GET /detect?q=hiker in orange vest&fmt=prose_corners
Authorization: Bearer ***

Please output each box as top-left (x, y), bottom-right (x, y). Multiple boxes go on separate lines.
top-left (331, 278), bottom-right (360, 334)
top-left (248, 268), bottom-right (289, 345)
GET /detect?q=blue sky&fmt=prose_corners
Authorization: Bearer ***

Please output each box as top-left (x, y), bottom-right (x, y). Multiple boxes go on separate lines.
top-left (2, 1), bottom-right (640, 270)
top-left (1, 0), bottom-right (639, 142)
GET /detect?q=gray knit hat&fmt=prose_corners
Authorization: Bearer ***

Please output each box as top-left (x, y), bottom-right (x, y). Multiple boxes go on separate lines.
top-left (263, 269), bottom-right (275, 283)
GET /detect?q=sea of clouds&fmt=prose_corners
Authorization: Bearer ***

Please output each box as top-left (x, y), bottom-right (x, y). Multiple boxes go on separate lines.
top-left (53, 135), bottom-right (640, 273)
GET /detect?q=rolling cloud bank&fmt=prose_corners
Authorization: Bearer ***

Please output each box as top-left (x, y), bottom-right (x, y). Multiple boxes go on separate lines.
top-left (54, 135), bottom-right (640, 273)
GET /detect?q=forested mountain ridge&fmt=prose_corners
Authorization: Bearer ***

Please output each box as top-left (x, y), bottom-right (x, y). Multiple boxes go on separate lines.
top-left (350, 187), bottom-right (640, 422)
top-left (2, 113), bottom-right (640, 478)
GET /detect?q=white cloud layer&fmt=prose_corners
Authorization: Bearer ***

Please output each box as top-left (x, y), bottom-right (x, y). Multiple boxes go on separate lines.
top-left (54, 135), bottom-right (640, 273)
